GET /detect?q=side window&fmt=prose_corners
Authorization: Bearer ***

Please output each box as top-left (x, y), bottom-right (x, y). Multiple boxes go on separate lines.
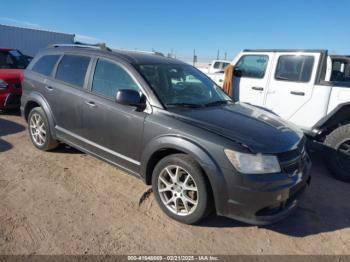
top-left (55, 55), bottom-right (90, 88)
top-left (91, 59), bottom-right (139, 99)
top-left (331, 59), bottom-right (350, 82)
top-left (275, 55), bottom-right (314, 82)
top-left (235, 55), bottom-right (269, 78)
top-left (221, 62), bottom-right (229, 70)
top-left (213, 61), bottom-right (221, 69)
top-left (32, 55), bottom-right (60, 76)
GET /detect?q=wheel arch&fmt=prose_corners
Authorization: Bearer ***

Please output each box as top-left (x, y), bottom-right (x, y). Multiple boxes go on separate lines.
top-left (24, 92), bottom-right (57, 138)
top-left (312, 102), bottom-right (350, 140)
top-left (141, 135), bottom-right (227, 214)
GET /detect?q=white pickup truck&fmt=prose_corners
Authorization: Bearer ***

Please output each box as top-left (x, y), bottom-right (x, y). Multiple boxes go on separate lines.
top-left (208, 49), bottom-right (350, 181)
top-left (197, 59), bottom-right (230, 74)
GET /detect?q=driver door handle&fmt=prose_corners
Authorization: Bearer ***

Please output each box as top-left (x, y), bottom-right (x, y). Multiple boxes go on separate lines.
top-left (85, 101), bottom-right (97, 108)
top-left (252, 86), bottom-right (264, 91)
top-left (45, 86), bottom-right (53, 91)
top-left (290, 91), bottom-right (305, 96)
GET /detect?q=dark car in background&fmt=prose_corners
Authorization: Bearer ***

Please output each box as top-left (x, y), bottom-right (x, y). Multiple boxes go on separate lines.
top-left (0, 48), bottom-right (30, 110)
top-left (21, 45), bottom-right (311, 225)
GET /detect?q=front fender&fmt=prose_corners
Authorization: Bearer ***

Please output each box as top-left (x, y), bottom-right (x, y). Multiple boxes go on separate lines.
top-left (141, 135), bottom-right (228, 215)
top-left (312, 102), bottom-right (350, 138)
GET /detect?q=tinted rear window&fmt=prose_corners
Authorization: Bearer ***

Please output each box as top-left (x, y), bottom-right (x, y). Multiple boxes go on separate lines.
top-left (55, 55), bottom-right (90, 87)
top-left (32, 55), bottom-right (60, 76)
top-left (275, 55), bottom-right (314, 82)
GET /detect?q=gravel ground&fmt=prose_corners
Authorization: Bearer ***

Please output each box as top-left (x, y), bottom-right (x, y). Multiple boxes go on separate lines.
top-left (0, 111), bottom-right (350, 255)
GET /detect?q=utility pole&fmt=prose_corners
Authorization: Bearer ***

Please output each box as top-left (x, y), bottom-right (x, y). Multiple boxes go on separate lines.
top-left (193, 49), bottom-right (197, 67)
top-left (217, 49), bottom-right (220, 60)
top-left (224, 51), bottom-right (227, 60)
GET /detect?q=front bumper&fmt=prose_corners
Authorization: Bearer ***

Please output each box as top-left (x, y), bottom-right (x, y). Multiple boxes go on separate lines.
top-left (217, 152), bottom-right (312, 225)
top-left (0, 84), bottom-right (22, 109)
top-left (3, 93), bottom-right (21, 109)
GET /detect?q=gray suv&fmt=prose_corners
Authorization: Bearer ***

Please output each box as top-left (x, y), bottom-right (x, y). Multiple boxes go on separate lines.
top-left (21, 45), bottom-right (311, 225)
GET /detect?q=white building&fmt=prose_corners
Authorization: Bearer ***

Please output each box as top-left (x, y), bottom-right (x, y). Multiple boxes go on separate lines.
top-left (0, 24), bottom-right (74, 56)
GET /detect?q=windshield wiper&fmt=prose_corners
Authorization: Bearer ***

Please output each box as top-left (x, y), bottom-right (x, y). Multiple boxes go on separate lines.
top-left (166, 103), bottom-right (204, 108)
top-left (204, 100), bottom-right (231, 107)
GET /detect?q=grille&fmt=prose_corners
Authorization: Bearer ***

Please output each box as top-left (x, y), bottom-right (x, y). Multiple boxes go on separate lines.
top-left (277, 138), bottom-right (306, 175)
top-left (14, 83), bottom-right (22, 89)
top-left (282, 160), bottom-right (300, 174)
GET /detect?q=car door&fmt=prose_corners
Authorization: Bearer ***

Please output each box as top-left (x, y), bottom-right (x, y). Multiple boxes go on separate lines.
top-left (233, 53), bottom-right (273, 106)
top-left (264, 52), bottom-right (320, 120)
top-left (48, 54), bottom-right (92, 139)
top-left (82, 57), bottom-right (146, 173)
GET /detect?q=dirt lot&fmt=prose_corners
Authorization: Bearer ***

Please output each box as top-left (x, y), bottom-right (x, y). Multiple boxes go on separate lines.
top-left (1, 112), bottom-right (350, 255)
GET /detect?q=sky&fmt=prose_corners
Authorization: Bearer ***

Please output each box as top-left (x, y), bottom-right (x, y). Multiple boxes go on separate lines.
top-left (1, 0), bottom-right (349, 62)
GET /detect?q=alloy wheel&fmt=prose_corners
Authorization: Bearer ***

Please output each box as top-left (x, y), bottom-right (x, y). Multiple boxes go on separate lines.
top-left (157, 165), bottom-right (198, 216)
top-left (29, 113), bottom-right (47, 146)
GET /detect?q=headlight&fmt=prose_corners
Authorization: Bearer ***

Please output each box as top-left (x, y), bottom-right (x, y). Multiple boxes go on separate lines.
top-left (224, 149), bottom-right (281, 174)
top-left (0, 79), bottom-right (8, 89)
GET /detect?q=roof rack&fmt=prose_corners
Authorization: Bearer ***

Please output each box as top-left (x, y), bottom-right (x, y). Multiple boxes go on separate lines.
top-left (50, 43), bottom-right (164, 57)
top-left (51, 43), bottom-right (112, 51)
top-left (113, 48), bottom-right (164, 57)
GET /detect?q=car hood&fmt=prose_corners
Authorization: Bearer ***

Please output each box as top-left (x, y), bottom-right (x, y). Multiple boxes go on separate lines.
top-left (0, 69), bottom-right (24, 83)
top-left (169, 102), bottom-right (303, 154)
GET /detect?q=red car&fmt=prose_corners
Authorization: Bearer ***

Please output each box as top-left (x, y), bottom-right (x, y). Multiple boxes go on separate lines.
top-left (0, 48), bottom-right (30, 110)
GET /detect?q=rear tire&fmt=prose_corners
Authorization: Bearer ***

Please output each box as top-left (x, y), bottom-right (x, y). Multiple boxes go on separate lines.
top-left (28, 107), bottom-right (58, 151)
top-left (324, 124), bottom-right (350, 182)
top-left (152, 154), bottom-right (212, 224)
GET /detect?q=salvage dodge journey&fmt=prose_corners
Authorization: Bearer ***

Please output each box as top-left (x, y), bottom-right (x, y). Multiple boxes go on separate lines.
top-left (21, 44), bottom-right (311, 225)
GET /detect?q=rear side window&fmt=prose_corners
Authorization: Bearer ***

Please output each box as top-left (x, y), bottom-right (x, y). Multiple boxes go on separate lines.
top-left (91, 59), bottom-right (139, 99)
top-left (275, 55), bottom-right (314, 82)
top-left (32, 55), bottom-right (60, 76)
top-left (330, 59), bottom-right (350, 82)
top-left (55, 55), bottom-right (90, 87)
top-left (235, 55), bottom-right (269, 78)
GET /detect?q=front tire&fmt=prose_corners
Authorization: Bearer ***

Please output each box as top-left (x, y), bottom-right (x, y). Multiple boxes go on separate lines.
top-left (324, 124), bottom-right (350, 182)
top-left (28, 107), bottom-right (58, 151)
top-left (152, 154), bottom-right (212, 224)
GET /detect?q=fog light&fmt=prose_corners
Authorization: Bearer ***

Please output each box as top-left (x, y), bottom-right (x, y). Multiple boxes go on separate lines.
top-left (276, 194), bottom-right (282, 201)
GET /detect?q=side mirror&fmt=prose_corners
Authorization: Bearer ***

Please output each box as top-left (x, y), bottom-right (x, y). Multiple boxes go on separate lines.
top-left (116, 89), bottom-right (146, 109)
top-left (233, 68), bottom-right (242, 77)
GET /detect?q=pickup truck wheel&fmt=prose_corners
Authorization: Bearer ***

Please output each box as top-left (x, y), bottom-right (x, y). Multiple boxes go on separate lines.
top-left (28, 107), bottom-right (58, 151)
top-left (324, 124), bottom-right (350, 182)
top-left (152, 154), bottom-right (212, 224)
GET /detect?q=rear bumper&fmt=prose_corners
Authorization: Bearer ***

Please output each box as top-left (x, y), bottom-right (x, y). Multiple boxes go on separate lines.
top-left (217, 153), bottom-right (312, 225)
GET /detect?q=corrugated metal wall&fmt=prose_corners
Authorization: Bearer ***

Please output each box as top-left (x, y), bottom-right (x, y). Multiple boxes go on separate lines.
top-left (0, 24), bottom-right (74, 56)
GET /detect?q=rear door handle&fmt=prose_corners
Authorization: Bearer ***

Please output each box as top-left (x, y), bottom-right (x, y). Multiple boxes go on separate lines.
top-left (85, 101), bottom-right (97, 108)
top-left (290, 91), bottom-right (305, 96)
top-left (252, 86), bottom-right (264, 91)
top-left (45, 86), bottom-right (53, 91)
